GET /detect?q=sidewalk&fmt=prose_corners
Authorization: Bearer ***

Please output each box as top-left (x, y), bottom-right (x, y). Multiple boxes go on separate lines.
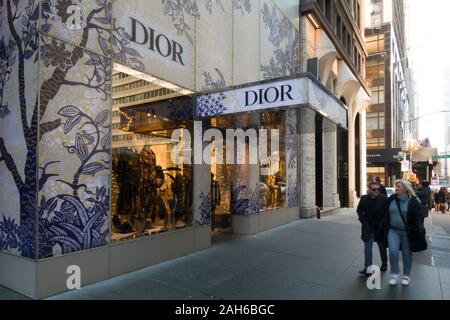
top-left (2, 208), bottom-right (450, 300)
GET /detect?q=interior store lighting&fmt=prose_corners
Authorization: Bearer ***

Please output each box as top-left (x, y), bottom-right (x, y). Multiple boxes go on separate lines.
top-left (113, 63), bottom-right (194, 95)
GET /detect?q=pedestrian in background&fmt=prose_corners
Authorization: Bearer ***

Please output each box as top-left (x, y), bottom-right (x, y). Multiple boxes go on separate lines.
top-left (356, 181), bottom-right (388, 275)
top-left (444, 185), bottom-right (450, 211)
top-left (375, 176), bottom-right (388, 196)
top-left (416, 181), bottom-right (432, 213)
top-left (386, 180), bottom-right (425, 286)
top-left (416, 181), bottom-right (432, 217)
top-left (437, 187), bottom-right (448, 213)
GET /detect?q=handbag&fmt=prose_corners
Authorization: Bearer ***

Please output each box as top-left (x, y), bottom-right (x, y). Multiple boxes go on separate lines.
top-left (395, 198), bottom-right (428, 252)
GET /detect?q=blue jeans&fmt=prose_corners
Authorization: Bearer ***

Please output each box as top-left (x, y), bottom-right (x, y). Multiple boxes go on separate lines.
top-left (388, 228), bottom-right (412, 276)
top-left (364, 233), bottom-right (388, 268)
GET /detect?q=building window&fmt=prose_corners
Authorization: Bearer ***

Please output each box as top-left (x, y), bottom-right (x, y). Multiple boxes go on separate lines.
top-left (366, 59), bottom-right (385, 85)
top-left (366, 137), bottom-right (385, 149)
top-left (366, 34), bottom-right (384, 55)
top-left (370, 0), bottom-right (382, 28)
top-left (356, 2), bottom-right (361, 28)
top-left (336, 15), bottom-right (342, 40)
top-left (346, 33), bottom-right (352, 55)
top-left (111, 69), bottom-right (193, 243)
top-left (325, 0), bottom-right (332, 22)
top-left (370, 85), bottom-right (385, 104)
top-left (366, 112), bottom-right (385, 130)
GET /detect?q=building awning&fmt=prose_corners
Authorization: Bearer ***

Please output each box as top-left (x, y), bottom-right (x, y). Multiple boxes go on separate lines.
top-left (367, 148), bottom-right (402, 163)
top-left (411, 148), bottom-right (438, 162)
top-left (195, 74), bottom-right (348, 130)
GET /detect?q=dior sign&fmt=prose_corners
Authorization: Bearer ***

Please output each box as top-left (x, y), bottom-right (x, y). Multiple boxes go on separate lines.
top-left (245, 85), bottom-right (294, 107)
top-left (196, 77), bottom-right (348, 129)
top-left (129, 17), bottom-right (185, 66)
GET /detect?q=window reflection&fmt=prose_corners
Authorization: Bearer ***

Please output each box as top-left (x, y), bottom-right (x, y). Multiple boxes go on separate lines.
top-left (111, 68), bottom-right (193, 243)
top-left (259, 111), bottom-right (286, 211)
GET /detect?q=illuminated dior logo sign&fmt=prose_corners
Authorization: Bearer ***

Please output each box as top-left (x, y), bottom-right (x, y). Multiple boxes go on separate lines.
top-left (129, 17), bottom-right (185, 66)
top-left (244, 85), bottom-right (294, 107)
top-left (52, 0), bottom-right (86, 30)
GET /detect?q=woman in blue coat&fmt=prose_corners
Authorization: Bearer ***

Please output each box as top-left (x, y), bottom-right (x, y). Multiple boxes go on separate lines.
top-left (385, 180), bottom-right (426, 286)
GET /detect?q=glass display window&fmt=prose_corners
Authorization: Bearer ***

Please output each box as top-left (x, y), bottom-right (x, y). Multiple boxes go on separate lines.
top-left (259, 111), bottom-right (286, 211)
top-left (210, 116), bottom-right (234, 232)
top-left (208, 110), bottom-right (288, 226)
top-left (111, 66), bottom-right (194, 243)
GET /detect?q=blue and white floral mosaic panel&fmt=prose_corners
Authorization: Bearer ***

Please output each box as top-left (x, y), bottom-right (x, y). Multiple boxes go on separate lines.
top-left (0, 34), bottom-right (39, 258)
top-left (259, 0), bottom-right (299, 80)
top-left (40, 0), bottom-right (113, 57)
top-left (38, 34), bottom-right (111, 259)
top-left (0, 0), bottom-right (39, 48)
top-left (286, 109), bottom-right (298, 207)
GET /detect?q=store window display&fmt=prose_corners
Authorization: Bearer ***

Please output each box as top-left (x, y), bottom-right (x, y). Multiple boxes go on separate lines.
top-left (259, 111), bottom-right (286, 211)
top-left (111, 70), bottom-right (193, 242)
top-left (209, 111), bottom-right (287, 223)
top-left (210, 116), bottom-right (234, 231)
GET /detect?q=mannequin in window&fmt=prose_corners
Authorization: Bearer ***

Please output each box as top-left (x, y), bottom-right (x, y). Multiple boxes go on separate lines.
top-left (274, 171), bottom-right (284, 207)
top-left (115, 148), bottom-right (141, 221)
top-left (211, 173), bottom-right (221, 231)
top-left (170, 171), bottom-right (186, 225)
top-left (140, 146), bottom-right (167, 225)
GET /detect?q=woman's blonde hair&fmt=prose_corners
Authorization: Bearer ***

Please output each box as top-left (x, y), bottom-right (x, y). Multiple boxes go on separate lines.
top-left (395, 179), bottom-right (420, 203)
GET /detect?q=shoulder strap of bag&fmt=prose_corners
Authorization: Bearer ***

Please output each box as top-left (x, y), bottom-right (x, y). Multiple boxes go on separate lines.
top-left (395, 197), bottom-right (409, 230)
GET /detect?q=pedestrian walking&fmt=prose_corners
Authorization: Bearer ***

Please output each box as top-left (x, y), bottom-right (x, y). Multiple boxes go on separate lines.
top-left (356, 181), bottom-right (388, 275)
top-left (445, 185), bottom-right (450, 212)
top-left (416, 181), bottom-right (432, 217)
top-left (437, 187), bottom-right (448, 213)
top-left (375, 176), bottom-right (388, 196)
top-left (416, 181), bottom-right (431, 214)
top-left (386, 180), bottom-right (427, 286)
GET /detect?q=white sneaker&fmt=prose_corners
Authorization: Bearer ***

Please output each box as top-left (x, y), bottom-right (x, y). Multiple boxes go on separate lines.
top-left (401, 276), bottom-right (410, 286)
top-left (389, 274), bottom-right (399, 286)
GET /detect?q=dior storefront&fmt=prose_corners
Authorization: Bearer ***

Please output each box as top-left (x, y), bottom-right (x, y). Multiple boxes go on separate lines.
top-left (0, 0), bottom-right (346, 298)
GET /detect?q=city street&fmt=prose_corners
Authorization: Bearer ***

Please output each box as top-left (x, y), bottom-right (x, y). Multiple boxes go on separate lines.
top-left (2, 208), bottom-right (450, 300)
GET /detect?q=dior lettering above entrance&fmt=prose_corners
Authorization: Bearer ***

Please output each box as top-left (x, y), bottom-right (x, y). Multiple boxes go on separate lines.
top-left (245, 85), bottom-right (294, 106)
top-left (197, 76), bottom-right (348, 130)
top-left (129, 17), bottom-right (185, 66)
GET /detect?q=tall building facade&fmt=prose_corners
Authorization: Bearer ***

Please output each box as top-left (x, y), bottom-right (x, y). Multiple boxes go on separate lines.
top-left (441, 66), bottom-right (450, 181)
top-left (299, 0), bottom-right (371, 207)
top-left (0, 0), bottom-right (363, 298)
top-left (364, 0), bottom-right (412, 187)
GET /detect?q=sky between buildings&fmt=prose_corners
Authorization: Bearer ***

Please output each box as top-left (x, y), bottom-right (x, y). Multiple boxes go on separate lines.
top-left (407, 0), bottom-right (450, 152)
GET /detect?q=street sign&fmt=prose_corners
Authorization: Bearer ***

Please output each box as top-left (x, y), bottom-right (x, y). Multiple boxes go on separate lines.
top-left (401, 160), bottom-right (410, 172)
top-left (433, 155), bottom-right (450, 159)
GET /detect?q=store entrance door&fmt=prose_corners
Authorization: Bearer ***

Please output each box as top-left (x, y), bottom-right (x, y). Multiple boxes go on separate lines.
top-left (210, 117), bottom-right (233, 237)
top-left (315, 114), bottom-right (323, 209)
top-left (337, 126), bottom-right (349, 207)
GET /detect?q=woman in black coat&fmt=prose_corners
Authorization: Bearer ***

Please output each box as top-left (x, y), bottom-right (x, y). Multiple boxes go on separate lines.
top-left (384, 180), bottom-right (427, 286)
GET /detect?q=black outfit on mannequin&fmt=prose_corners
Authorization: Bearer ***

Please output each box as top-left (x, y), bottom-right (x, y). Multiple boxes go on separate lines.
top-left (140, 146), bottom-right (166, 223)
top-left (211, 174), bottom-right (221, 231)
top-left (115, 148), bottom-right (141, 220)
